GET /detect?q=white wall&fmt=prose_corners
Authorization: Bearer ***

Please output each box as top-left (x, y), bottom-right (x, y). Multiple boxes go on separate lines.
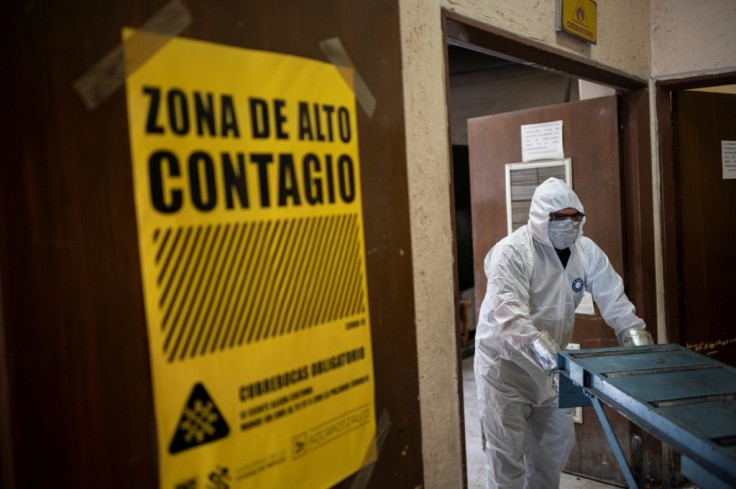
top-left (399, 1), bottom-right (651, 487)
top-left (651, 0), bottom-right (736, 79)
top-left (579, 80), bottom-right (616, 100)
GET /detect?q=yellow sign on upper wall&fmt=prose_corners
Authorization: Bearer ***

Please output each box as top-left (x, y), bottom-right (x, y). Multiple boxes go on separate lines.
top-left (558, 0), bottom-right (598, 44)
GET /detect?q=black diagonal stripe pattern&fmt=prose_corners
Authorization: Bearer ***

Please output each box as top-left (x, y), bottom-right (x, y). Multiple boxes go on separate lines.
top-left (153, 214), bottom-right (366, 362)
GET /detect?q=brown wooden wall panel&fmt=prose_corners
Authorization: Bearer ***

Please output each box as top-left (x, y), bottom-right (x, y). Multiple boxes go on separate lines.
top-left (656, 87), bottom-right (681, 345)
top-left (0, 2), bottom-right (422, 488)
top-left (675, 91), bottom-right (736, 366)
top-left (620, 89), bottom-right (657, 333)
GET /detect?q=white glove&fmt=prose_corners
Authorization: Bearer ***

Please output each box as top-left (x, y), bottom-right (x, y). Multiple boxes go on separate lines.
top-left (522, 330), bottom-right (560, 374)
top-left (617, 327), bottom-right (654, 347)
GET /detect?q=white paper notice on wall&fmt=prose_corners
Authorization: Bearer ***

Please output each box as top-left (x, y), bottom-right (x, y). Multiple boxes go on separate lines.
top-left (521, 120), bottom-right (564, 162)
top-left (575, 291), bottom-right (595, 315)
top-left (722, 141), bottom-right (736, 179)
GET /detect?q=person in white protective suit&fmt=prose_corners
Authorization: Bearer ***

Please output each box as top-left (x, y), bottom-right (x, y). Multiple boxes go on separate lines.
top-left (474, 177), bottom-right (653, 489)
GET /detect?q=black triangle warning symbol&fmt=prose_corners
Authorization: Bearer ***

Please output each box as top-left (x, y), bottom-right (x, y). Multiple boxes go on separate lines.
top-left (572, 0), bottom-right (589, 28)
top-left (169, 383), bottom-right (230, 455)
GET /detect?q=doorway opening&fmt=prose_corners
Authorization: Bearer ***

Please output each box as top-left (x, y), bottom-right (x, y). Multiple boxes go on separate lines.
top-left (448, 43), bottom-right (593, 359)
top-left (443, 12), bottom-right (653, 489)
top-left (447, 44), bottom-right (622, 489)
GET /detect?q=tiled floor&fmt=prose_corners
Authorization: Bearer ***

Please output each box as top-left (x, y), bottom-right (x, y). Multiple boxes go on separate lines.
top-left (462, 356), bottom-right (618, 489)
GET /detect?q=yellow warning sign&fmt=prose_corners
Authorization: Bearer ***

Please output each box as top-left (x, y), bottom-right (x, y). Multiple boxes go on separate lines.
top-left (169, 383), bottom-right (230, 454)
top-left (123, 29), bottom-right (376, 489)
top-left (559, 0), bottom-right (597, 44)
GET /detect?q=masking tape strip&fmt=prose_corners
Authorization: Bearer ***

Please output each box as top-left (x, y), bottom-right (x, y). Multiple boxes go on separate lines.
top-left (122, 30), bottom-right (175, 79)
top-left (72, 0), bottom-right (191, 110)
top-left (350, 409), bottom-right (391, 489)
top-left (319, 38), bottom-right (377, 118)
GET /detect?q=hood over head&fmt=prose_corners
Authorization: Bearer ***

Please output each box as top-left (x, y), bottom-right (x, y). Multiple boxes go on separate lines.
top-left (528, 177), bottom-right (585, 246)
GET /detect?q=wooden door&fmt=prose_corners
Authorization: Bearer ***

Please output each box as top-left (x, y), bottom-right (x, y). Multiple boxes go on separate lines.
top-left (675, 91), bottom-right (736, 366)
top-left (0, 2), bottom-right (421, 488)
top-left (468, 96), bottom-right (638, 485)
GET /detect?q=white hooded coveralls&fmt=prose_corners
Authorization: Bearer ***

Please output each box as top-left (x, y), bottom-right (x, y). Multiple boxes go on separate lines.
top-left (474, 178), bottom-right (646, 489)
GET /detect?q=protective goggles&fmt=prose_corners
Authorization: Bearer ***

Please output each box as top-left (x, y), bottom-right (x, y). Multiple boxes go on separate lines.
top-left (548, 211), bottom-right (585, 222)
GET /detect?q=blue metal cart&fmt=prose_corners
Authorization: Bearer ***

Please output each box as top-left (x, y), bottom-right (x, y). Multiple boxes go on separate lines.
top-left (558, 344), bottom-right (736, 489)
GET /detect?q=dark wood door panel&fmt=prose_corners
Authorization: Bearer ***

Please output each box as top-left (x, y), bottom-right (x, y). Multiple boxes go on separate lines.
top-left (0, 2), bottom-right (421, 488)
top-left (676, 91), bottom-right (736, 366)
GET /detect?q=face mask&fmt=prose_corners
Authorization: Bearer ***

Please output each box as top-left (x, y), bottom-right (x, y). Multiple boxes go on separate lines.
top-left (548, 220), bottom-right (580, 249)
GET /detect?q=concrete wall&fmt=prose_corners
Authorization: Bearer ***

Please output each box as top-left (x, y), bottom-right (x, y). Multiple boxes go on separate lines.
top-left (651, 0), bottom-right (736, 79)
top-left (400, 3), bottom-right (463, 487)
top-left (445, 0), bottom-right (650, 77)
top-left (399, 1), bottom-right (651, 487)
